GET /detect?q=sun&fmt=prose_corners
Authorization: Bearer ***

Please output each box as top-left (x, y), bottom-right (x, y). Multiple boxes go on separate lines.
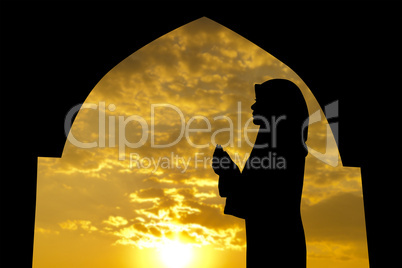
top-left (158, 239), bottom-right (193, 268)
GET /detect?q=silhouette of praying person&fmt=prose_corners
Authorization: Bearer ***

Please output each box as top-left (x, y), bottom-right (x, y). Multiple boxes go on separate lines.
top-left (212, 79), bottom-right (309, 268)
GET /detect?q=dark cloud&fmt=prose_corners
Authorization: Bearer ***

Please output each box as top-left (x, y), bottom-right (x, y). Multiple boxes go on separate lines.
top-left (137, 187), bottom-right (165, 198)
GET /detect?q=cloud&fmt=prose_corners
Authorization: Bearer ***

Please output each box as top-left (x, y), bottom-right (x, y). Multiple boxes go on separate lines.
top-left (35, 227), bottom-right (60, 235)
top-left (101, 184), bottom-right (245, 250)
top-left (59, 220), bottom-right (98, 232)
top-left (103, 216), bottom-right (128, 227)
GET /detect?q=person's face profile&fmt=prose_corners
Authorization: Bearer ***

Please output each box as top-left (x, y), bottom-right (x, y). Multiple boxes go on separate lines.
top-left (251, 100), bottom-right (264, 126)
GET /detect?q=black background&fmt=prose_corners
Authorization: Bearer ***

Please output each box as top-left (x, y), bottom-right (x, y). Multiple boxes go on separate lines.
top-left (1, 2), bottom-right (400, 267)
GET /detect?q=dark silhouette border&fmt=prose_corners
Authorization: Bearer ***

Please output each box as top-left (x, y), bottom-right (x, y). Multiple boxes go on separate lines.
top-left (1, 2), bottom-right (399, 267)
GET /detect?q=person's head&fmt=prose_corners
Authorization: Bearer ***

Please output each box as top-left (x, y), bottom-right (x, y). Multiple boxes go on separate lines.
top-left (251, 79), bottom-right (309, 147)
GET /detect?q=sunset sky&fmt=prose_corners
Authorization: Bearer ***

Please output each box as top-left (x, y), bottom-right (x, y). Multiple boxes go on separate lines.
top-left (33, 18), bottom-right (368, 268)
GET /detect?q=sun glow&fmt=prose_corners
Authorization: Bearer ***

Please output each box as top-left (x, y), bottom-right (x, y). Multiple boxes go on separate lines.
top-left (158, 239), bottom-right (193, 268)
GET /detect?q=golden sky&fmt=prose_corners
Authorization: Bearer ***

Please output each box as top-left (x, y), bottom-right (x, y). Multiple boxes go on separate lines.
top-left (34, 18), bottom-right (368, 268)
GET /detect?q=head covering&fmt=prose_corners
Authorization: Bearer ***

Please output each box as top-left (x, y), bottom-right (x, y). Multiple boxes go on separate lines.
top-left (254, 79), bottom-right (308, 121)
top-left (253, 79), bottom-right (309, 152)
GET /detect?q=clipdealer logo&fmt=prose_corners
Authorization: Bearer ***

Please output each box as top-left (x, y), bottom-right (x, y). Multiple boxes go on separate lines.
top-left (64, 100), bottom-right (339, 169)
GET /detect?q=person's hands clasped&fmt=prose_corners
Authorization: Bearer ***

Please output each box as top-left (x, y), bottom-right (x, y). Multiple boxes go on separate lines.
top-left (212, 145), bottom-right (240, 176)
